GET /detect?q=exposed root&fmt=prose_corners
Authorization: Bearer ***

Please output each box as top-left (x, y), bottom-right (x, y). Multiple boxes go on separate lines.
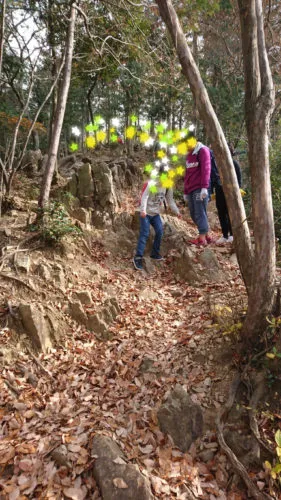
top-left (216, 375), bottom-right (272, 500)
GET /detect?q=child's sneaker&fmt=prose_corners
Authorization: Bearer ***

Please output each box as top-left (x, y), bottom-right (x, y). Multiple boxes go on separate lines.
top-left (187, 237), bottom-right (207, 247)
top-left (150, 254), bottom-right (164, 261)
top-left (133, 256), bottom-right (143, 270)
top-left (216, 236), bottom-right (229, 245)
top-left (206, 235), bottom-right (214, 244)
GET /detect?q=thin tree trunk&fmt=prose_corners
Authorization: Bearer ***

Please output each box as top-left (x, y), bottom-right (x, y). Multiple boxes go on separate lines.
top-left (155, 0), bottom-right (253, 292)
top-left (38, 3), bottom-right (77, 208)
top-left (87, 74), bottom-right (98, 123)
top-left (238, 0), bottom-right (275, 341)
top-left (0, 0), bottom-right (6, 79)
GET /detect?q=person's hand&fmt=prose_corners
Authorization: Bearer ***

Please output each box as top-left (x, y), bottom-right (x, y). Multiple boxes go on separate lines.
top-left (200, 188), bottom-right (208, 200)
top-left (140, 211), bottom-right (147, 218)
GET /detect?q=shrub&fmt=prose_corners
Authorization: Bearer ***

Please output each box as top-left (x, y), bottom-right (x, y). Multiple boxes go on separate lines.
top-left (29, 202), bottom-right (81, 245)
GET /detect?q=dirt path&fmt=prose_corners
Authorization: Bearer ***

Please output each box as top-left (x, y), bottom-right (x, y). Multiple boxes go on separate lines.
top-left (0, 211), bottom-right (251, 499)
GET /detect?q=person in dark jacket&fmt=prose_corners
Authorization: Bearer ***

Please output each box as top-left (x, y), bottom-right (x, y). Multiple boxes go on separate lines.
top-left (211, 144), bottom-right (242, 245)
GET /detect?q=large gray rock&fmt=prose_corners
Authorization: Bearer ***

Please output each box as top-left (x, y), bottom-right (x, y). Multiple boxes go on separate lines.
top-left (173, 248), bottom-right (202, 284)
top-left (157, 385), bottom-right (203, 452)
top-left (92, 435), bottom-right (154, 500)
top-left (77, 163), bottom-right (94, 207)
top-left (68, 300), bottom-right (88, 326)
top-left (18, 303), bottom-right (52, 352)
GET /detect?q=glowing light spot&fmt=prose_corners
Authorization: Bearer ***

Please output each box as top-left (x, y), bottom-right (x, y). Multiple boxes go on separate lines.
top-left (85, 136), bottom-right (96, 148)
top-left (186, 137), bottom-right (197, 150)
top-left (112, 118), bottom-right (120, 127)
top-left (130, 114), bottom-right (138, 124)
top-left (173, 131), bottom-right (181, 142)
top-left (168, 170), bottom-right (176, 179)
top-left (71, 126), bottom-right (81, 136)
top-left (177, 142), bottom-right (188, 155)
top-left (163, 165), bottom-right (170, 172)
top-left (157, 150), bottom-right (165, 159)
top-left (151, 169), bottom-right (158, 178)
top-left (169, 146), bottom-right (177, 154)
top-left (110, 127), bottom-right (115, 133)
top-left (110, 134), bottom-right (118, 142)
top-left (85, 123), bottom-right (95, 132)
top-left (159, 142), bottom-right (168, 149)
top-left (139, 132), bottom-right (150, 143)
top-left (96, 130), bottom-right (106, 142)
top-left (125, 126), bottom-right (136, 139)
top-left (171, 155), bottom-right (179, 163)
top-left (144, 163), bottom-right (153, 173)
top-left (189, 124), bottom-right (195, 132)
top-left (69, 142), bottom-right (78, 152)
top-left (161, 178), bottom-right (174, 189)
top-left (155, 160), bottom-right (161, 167)
top-left (176, 166), bottom-right (185, 176)
top-left (143, 121), bottom-right (151, 131)
top-left (94, 115), bottom-right (104, 125)
top-left (145, 137), bottom-right (154, 147)
top-left (161, 156), bottom-right (169, 164)
top-left (149, 184), bottom-right (158, 194)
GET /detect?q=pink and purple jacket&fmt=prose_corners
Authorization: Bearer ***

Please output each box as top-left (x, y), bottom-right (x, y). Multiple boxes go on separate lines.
top-left (184, 142), bottom-right (211, 195)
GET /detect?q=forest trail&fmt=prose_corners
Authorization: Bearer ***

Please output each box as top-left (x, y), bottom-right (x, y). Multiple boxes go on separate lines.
top-left (0, 179), bottom-right (275, 499)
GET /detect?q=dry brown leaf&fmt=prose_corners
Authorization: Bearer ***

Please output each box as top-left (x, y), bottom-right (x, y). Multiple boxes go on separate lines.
top-left (112, 477), bottom-right (128, 489)
top-left (63, 487), bottom-right (86, 500)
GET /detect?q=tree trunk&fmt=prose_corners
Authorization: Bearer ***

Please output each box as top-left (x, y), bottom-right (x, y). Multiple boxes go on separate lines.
top-left (38, 3), bottom-right (77, 208)
top-left (238, 0), bottom-right (275, 341)
top-left (155, 0), bottom-right (253, 292)
top-left (87, 74), bottom-right (98, 124)
top-left (0, 0), bottom-right (6, 79)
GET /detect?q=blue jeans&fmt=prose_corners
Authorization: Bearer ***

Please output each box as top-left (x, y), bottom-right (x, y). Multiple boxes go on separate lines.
top-left (187, 189), bottom-right (209, 234)
top-left (135, 214), bottom-right (163, 258)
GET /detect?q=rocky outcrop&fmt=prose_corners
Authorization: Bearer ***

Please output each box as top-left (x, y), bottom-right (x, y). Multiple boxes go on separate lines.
top-left (92, 434), bottom-right (154, 500)
top-left (157, 384), bottom-right (203, 452)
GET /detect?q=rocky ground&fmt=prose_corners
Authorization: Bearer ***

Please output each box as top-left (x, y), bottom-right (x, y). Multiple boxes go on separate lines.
top-left (0, 158), bottom-right (280, 500)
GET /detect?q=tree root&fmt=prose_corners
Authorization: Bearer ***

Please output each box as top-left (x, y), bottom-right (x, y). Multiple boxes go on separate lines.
top-left (26, 347), bottom-right (54, 380)
top-left (0, 272), bottom-right (36, 291)
top-left (216, 375), bottom-right (272, 500)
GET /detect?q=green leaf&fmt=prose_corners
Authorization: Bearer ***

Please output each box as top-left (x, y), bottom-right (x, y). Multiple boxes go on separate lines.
top-left (275, 430), bottom-right (281, 447)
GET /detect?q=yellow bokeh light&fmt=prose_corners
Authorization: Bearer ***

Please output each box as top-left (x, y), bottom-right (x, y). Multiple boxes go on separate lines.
top-left (125, 126), bottom-right (136, 139)
top-left (168, 170), bottom-right (176, 179)
top-left (161, 178), bottom-right (174, 189)
top-left (96, 130), bottom-right (106, 142)
top-left (157, 150), bottom-right (165, 159)
top-left (139, 132), bottom-right (150, 143)
top-left (177, 142), bottom-right (188, 155)
top-left (186, 137), bottom-right (197, 150)
top-left (85, 136), bottom-right (96, 148)
top-left (176, 166), bottom-right (185, 176)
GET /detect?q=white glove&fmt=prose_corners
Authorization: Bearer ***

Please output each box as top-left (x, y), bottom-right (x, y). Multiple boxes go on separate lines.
top-left (183, 194), bottom-right (188, 202)
top-left (200, 188), bottom-right (208, 200)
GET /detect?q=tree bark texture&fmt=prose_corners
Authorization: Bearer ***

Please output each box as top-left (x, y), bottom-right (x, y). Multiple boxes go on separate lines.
top-left (155, 0), bottom-right (253, 292)
top-left (0, 0), bottom-right (6, 79)
top-left (238, 0), bottom-right (275, 341)
top-left (38, 3), bottom-right (77, 208)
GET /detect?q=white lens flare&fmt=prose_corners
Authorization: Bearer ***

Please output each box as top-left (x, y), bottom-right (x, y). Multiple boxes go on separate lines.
top-left (71, 126), bottom-right (81, 136)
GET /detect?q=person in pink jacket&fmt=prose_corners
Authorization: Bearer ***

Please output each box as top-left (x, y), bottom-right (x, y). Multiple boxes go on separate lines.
top-left (184, 135), bottom-right (212, 246)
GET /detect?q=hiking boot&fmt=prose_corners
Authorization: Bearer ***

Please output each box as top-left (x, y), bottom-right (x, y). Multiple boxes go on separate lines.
top-left (150, 254), bottom-right (164, 261)
top-left (133, 256), bottom-right (143, 270)
top-left (187, 237), bottom-right (207, 247)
